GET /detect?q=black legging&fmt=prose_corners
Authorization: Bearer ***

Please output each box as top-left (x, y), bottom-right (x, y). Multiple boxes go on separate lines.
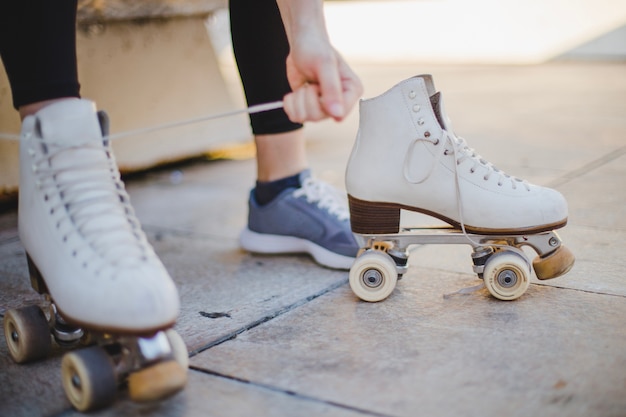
top-left (0, 0), bottom-right (301, 135)
top-left (230, 0), bottom-right (302, 134)
top-left (0, 1), bottom-right (80, 110)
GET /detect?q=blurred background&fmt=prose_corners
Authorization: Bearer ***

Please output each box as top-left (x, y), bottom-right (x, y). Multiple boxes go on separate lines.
top-left (1, 0), bottom-right (625, 201)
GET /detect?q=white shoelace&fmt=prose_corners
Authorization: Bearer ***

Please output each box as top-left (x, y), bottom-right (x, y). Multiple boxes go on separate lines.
top-left (403, 129), bottom-right (532, 246)
top-left (293, 177), bottom-right (349, 221)
top-left (33, 137), bottom-right (151, 270)
top-left (404, 130), bottom-right (529, 191)
top-left (444, 132), bottom-right (530, 191)
top-left (0, 101), bottom-right (284, 143)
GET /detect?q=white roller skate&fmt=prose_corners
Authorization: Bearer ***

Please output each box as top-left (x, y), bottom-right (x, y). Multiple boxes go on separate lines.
top-left (345, 75), bottom-right (574, 302)
top-left (3, 99), bottom-right (187, 411)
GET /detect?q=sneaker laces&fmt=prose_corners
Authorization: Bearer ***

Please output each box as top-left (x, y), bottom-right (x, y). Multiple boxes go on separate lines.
top-left (293, 177), bottom-right (350, 221)
top-left (32, 137), bottom-right (152, 271)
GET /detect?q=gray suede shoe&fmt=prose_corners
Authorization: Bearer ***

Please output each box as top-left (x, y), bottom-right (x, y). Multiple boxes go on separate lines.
top-left (239, 171), bottom-right (358, 270)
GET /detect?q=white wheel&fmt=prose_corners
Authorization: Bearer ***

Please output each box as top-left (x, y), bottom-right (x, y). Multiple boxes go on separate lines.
top-left (483, 251), bottom-right (531, 301)
top-left (349, 251), bottom-right (398, 302)
top-left (61, 346), bottom-right (117, 412)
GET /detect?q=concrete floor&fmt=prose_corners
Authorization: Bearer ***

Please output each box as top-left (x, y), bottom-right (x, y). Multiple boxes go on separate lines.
top-left (1, 62), bottom-right (625, 417)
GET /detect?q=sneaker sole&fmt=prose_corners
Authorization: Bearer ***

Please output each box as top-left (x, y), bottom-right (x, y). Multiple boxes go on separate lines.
top-left (239, 228), bottom-right (354, 270)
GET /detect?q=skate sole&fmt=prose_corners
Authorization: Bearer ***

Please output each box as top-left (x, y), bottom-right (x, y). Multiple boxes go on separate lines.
top-left (348, 195), bottom-right (568, 236)
top-left (239, 227), bottom-right (355, 270)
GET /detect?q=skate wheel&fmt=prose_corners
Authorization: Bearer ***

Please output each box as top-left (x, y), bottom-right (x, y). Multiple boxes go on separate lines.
top-left (128, 360), bottom-right (187, 403)
top-left (165, 329), bottom-right (189, 369)
top-left (61, 346), bottom-right (117, 412)
top-left (349, 251), bottom-right (398, 302)
top-left (483, 251), bottom-right (530, 301)
top-left (3, 305), bottom-right (51, 363)
top-left (533, 245), bottom-right (575, 280)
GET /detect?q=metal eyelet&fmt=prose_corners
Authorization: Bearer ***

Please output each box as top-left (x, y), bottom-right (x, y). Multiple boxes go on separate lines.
top-left (424, 131), bottom-right (431, 138)
top-left (409, 90), bottom-right (417, 99)
top-left (412, 104), bottom-right (421, 112)
top-left (417, 118), bottom-right (425, 126)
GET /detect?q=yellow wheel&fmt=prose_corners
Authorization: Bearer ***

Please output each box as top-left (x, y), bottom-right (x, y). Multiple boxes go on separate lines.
top-left (533, 245), bottom-right (575, 280)
top-left (128, 360), bottom-right (187, 403)
top-left (483, 251), bottom-right (530, 301)
top-left (61, 346), bottom-right (117, 412)
top-left (349, 250), bottom-right (398, 302)
top-left (3, 306), bottom-right (51, 363)
top-left (165, 329), bottom-right (189, 369)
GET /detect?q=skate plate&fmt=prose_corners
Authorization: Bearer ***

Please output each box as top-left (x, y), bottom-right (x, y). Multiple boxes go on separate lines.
top-left (2, 256), bottom-right (188, 412)
top-left (349, 226), bottom-right (575, 302)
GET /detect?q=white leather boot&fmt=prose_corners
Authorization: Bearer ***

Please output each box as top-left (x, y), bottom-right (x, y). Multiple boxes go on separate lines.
top-left (346, 75), bottom-right (568, 235)
top-left (18, 99), bottom-right (179, 333)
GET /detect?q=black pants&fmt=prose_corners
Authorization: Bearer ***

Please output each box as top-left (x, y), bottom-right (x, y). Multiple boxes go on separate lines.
top-left (0, 0), bottom-right (300, 134)
top-left (0, 1), bottom-right (80, 110)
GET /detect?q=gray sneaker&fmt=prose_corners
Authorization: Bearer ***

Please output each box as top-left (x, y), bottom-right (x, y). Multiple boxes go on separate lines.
top-left (239, 171), bottom-right (358, 269)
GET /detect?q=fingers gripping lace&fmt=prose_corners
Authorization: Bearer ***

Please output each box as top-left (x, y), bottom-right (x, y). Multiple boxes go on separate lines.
top-left (33, 140), bottom-right (151, 270)
top-left (293, 177), bottom-right (349, 221)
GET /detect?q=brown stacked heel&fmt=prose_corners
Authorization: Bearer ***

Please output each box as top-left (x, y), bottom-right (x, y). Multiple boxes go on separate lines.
top-left (348, 195), bottom-right (402, 235)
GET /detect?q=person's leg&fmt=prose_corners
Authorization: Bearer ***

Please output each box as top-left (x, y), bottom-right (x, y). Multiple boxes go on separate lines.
top-left (0, 1), bottom-right (179, 332)
top-left (229, 0), bottom-right (307, 182)
top-left (229, 0), bottom-right (357, 269)
top-left (0, 1), bottom-right (80, 118)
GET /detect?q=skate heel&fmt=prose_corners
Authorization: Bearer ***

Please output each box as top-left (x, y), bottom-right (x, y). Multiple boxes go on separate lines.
top-left (348, 195), bottom-right (401, 234)
top-left (26, 254), bottom-right (49, 295)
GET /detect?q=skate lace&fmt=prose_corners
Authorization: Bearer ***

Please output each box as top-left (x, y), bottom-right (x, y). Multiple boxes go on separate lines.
top-left (404, 129), bottom-right (531, 246)
top-left (444, 132), bottom-right (530, 191)
top-left (32, 138), bottom-right (152, 270)
top-left (293, 177), bottom-right (350, 221)
top-left (404, 130), bottom-right (529, 191)
top-left (445, 131), bottom-right (531, 247)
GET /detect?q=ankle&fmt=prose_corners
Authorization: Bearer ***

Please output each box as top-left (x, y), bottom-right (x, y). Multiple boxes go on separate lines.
top-left (254, 170), bottom-right (306, 205)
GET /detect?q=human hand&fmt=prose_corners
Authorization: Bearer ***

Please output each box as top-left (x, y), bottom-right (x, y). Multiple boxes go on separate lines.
top-left (282, 38), bottom-right (362, 123)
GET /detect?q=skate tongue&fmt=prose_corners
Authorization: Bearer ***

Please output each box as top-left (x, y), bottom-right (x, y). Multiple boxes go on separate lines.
top-left (429, 92), bottom-right (455, 133)
top-left (35, 99), bottom-right (111, 183)
top-left (36, 99), bottom-right (103, 146)
top-left (33, 100), bottom-right (144, 261)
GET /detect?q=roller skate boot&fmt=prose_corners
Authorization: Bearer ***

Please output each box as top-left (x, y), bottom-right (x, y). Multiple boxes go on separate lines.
top-left (3, 99), bottom-right (187, 411)
top-left (345, 75), bottom-right (574, 302)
